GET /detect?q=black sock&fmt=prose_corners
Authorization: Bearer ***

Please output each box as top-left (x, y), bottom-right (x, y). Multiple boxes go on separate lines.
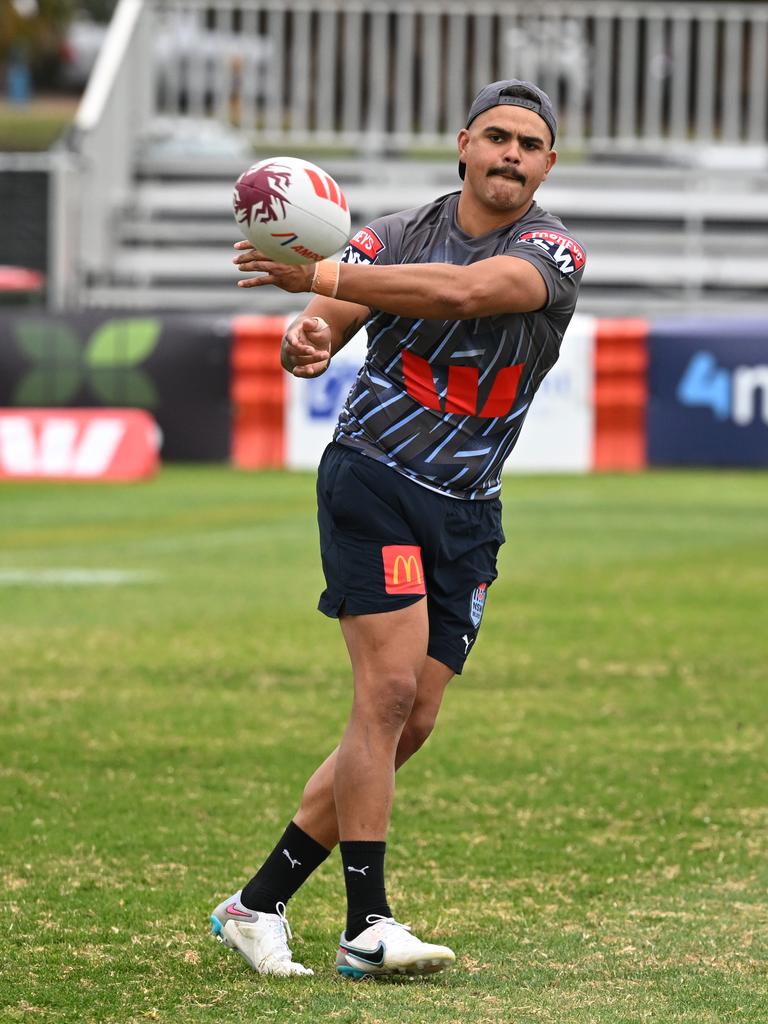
top-left (240, 821), bottom-right (331, 913)
top-left (340, 840), bottom-right (392, 941)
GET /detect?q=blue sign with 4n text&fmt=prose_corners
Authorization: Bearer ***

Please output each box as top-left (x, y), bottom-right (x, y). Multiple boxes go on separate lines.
top-left (648, 317), bottom-right (768, 466)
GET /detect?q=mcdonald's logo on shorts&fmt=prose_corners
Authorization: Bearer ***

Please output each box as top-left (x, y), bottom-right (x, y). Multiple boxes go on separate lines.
top-left (382, 545), bottom-right (426, 596)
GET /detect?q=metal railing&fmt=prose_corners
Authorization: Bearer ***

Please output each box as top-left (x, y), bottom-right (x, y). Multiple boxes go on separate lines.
top-left (152, 0), bottom-right (768, 153)
top-left (68, 0), bottom-right (153, 280)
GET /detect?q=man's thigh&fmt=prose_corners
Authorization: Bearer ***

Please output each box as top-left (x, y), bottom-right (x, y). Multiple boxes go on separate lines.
top-left (339, 601), bottom-right (430, 694)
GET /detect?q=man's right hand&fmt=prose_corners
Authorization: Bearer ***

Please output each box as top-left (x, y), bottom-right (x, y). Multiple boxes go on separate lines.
top-left (281, 316), bottom-right (332, 378)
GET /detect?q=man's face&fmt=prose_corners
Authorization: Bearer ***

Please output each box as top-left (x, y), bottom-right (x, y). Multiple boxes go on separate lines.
top-left (457, 105), bottom-right (557, 214)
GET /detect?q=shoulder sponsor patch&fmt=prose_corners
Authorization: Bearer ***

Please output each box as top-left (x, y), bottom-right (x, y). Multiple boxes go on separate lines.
top-left (517, 230), bottom-right (586, 275)
top-left (342, 226), bottom-right (386, 265)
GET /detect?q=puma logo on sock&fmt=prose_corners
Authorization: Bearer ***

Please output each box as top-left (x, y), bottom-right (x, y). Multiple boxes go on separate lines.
top-left (347, 865), bottom-right (369, 876)
top-left (283, 849), bottom-right (302, 869)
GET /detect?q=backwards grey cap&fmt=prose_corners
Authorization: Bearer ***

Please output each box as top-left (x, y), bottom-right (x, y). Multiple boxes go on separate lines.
top-left (459, 79), bottom-right (557, 180)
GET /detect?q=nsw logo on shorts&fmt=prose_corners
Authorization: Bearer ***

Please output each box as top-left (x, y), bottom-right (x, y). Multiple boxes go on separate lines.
top-left (470, 582), bottom-right (487, 627)
top-left (382, 545), bottom-right (426, 596)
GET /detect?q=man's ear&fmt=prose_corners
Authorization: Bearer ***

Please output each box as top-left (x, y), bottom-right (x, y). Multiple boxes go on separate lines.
top-left (457, 128), bottom-right (470, 162)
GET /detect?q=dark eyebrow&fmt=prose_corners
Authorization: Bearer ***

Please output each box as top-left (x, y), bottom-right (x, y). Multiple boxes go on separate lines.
top-left (482, 125), bottom-right (546, 147)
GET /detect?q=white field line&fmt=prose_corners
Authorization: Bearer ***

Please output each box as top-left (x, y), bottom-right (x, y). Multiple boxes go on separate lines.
top-left (0, 569), bottom-right (161, 586)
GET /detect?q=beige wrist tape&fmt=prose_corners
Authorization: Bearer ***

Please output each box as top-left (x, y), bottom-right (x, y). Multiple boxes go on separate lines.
top-left (310, 260), bottom-right (340, 298)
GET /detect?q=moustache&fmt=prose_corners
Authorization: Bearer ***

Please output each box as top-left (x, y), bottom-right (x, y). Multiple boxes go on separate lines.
top-left (488, 168), bottom-right (527, 184)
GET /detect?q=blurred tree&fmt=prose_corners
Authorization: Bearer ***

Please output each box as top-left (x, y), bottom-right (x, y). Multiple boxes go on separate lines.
top-left (1, 1), bottom-right (70, 86)
top-left (0, 0), bottom-right (116, 90)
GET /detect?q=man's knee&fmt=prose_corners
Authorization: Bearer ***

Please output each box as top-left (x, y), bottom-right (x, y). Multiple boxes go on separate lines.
top-left (354, 673), bottom-right (418, 731)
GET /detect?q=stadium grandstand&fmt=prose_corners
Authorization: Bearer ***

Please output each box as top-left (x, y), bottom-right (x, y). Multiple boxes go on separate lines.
top-left (39, 0), bottom-right (768, 317)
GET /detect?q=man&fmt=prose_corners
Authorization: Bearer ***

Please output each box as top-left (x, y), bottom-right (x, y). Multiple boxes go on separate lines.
top-left (211, 79), bottom-right (585, 979)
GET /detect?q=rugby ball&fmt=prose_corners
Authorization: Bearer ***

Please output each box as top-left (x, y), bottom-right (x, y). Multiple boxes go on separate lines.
top-left (233, 156), bottom-right (351, 264)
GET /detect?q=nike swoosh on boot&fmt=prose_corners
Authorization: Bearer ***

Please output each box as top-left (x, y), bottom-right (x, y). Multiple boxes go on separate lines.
top-left (338, 939), bottom-right (386, 967)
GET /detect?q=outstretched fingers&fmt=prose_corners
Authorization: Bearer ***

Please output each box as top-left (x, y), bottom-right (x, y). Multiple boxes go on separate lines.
top-left (231, 245), bottom-right (314, 293)
top-left (237, 272), bottom-right (276, 289)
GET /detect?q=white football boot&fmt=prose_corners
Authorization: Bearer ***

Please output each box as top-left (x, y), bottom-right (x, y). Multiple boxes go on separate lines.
top-left (336, 914), bottom-right (455, 979)
top-left (210, 891), bottom-right (313, 976)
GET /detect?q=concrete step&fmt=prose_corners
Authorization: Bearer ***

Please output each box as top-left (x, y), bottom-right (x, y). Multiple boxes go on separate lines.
top-left (129, 175), bottom-right (768, 225)
top-left (81, 283), bottom-right (300, 313)
top-left (80, 281), bottom-right (768, 319)
top-left (136, 147), bottom-right (768, 192)
top-left (117, 216), bottom-right (768, 260)
top-left (108, 244), bottom-right (768, 290)
top-left (112, 246), bottom-right (243, 284)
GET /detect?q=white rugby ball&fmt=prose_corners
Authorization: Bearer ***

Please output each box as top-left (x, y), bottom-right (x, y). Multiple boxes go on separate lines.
top-left (233, 156), bottom-right (351, 264)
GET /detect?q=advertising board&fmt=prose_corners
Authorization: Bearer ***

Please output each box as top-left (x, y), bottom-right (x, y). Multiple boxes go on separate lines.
top-left (648, 317), bottom-right (768, 466)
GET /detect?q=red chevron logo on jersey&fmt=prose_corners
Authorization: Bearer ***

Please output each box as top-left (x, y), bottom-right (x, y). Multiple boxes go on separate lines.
top-left (402, 352), bottom-right (524, 418)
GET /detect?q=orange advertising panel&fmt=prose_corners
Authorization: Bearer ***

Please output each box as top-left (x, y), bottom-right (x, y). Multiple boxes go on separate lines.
top-left (230, 316), bottom-right (286, 469)
top-left (0, 409), bottom-right (159, 481)
top-left (593, 319), bottom-right (649, 471)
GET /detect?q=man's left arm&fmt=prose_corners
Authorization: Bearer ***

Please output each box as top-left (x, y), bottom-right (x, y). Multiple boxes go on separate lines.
top-left (234, 248), bottom-right (548, 320)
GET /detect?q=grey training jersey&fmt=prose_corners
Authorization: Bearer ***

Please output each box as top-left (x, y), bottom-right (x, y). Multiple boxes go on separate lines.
top-left (335, 191), bottom-right (585, 500)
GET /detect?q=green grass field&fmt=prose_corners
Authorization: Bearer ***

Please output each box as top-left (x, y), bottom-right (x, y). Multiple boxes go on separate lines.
top-left (1, 467), bottom-right (766, 1024)
top-left (0, 96), bottom-right (78, 151)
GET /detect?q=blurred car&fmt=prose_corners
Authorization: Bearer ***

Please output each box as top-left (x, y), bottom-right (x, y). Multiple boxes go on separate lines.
top-left (58, 12), bottom-right (108, 91)
top-left (0, 265), bottom-right (45, 306)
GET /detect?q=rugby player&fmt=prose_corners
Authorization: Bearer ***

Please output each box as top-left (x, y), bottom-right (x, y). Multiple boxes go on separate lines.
top-left (211, 79), bottom-right (586, 979)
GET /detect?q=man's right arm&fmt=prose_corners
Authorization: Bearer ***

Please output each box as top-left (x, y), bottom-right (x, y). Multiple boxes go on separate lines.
top-left (281, 296), bottom-right (370, 379)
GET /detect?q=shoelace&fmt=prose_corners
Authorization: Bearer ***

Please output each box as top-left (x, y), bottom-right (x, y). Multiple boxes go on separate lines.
top-left (265, 901), bottom-right (293, 961)
top-left (275, 902), bottom-right (293, 941)
top-left (364, 914), bottom-right (412, 932)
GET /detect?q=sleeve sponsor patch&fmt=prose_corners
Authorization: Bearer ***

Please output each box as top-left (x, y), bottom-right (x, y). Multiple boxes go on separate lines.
top-left (341, 226), bottom-right (386, 265)
top-left (516, 230), bottom-right (586, 275)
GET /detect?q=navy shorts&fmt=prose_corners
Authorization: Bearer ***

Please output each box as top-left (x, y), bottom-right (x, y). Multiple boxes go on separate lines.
top-left (316, 442), bottom-right (505, 675)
